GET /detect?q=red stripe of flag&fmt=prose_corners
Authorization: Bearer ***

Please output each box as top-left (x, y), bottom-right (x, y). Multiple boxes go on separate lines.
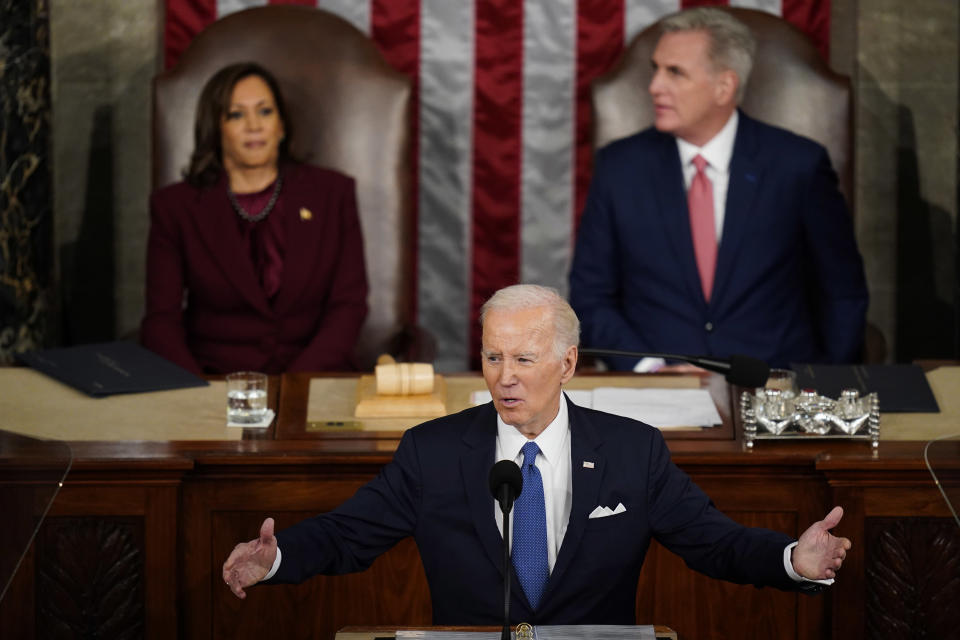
top-left (163, 0), bottom-right (218, 69)
top-left (371, 0), bottom-right (422, 323)
top-left (469, 0), bottom-right (525, 366)
top-left (573, 0), bottom-right (625, 236)
top-left (782, 0), bottom-right (830, 60)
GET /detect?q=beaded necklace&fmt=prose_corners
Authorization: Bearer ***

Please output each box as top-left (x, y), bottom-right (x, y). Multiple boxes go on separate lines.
top-left (228, 174), bottom-right (283, 222)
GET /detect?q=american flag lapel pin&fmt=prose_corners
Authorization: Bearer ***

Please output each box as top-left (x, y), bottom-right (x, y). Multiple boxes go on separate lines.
top-left (583, 461), bottom-right (595, 469)
top-left (300, 207), bottom-right (313, 221)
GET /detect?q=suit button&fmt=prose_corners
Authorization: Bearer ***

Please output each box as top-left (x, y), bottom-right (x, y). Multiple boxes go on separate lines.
top-left (705, 322), bottom-right (714, 332)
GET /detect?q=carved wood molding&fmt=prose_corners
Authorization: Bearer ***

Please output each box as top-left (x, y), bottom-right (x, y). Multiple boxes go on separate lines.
top-left (866, 517), bottom-right (960, 639)
top-left (36, 517), bottom-right (145, 638)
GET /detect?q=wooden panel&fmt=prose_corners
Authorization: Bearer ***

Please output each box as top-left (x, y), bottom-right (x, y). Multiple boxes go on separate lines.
top-left (47, 486), bottom-right (150, 516)
top-left (37, 480), bottom-right (180, 639)
top-left (639, 536), bottom-right (798, 640)
top-left (828, 486), bottom-right (865, 639)
top-left (181, 475), bottom-right (431, 640)
top-left (213, 516), bottom-right (430, 640)
top-left (863, 488), bottom-right (949, 516)
top-left (145, 486), bottom-right (179, 637)
top-left (825, 467), bottom-right (958, 638)
top-left (0, 539), bottom-right (37, 637)
top-left (865, 518), bottom-right (960, 639)
top-left (36, 517), bottom-right (145, 638)
top-left (635, 468), bottom-right (830, 640)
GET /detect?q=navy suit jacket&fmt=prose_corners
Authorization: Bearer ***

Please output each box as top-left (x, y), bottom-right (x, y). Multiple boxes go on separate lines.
top-left (141, 163), bottom-right (368, 374)
top-left (569, 112), bottom-right (868, 369)
top-left (269, 396), bottom-right (799, 624)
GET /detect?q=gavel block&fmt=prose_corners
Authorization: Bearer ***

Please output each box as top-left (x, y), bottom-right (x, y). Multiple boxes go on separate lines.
top-left (354, 361), bottom-right (447, 418)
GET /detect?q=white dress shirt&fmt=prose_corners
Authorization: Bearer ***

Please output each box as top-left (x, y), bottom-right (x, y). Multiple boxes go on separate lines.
top-left (494, 395), bottom-right (573, 572)
top-left (676, 109), bottom-right (738, 242)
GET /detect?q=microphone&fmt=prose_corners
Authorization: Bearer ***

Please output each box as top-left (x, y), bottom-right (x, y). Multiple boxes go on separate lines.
top-left (489, 461), bottom-right (522, 640)
top-left (490, 460), bottom-right (522, 513)
top-left (579, 348), bottom-right (770, 388)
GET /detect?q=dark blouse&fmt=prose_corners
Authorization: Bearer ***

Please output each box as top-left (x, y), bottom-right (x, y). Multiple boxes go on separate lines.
top-left (233, 181), bottom-right (286, 300)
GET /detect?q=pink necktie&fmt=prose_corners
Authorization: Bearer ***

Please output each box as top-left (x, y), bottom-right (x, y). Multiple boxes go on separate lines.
top-left (688, 154), bottom-right (717, 301)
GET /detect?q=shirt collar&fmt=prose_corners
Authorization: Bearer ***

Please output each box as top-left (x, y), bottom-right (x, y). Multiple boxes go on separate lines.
top-left (676, 110), bottom-right (739, 174)
top-left (497, 394), bottom-right (570, 465)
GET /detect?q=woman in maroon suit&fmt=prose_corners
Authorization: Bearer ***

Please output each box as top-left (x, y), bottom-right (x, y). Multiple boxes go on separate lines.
top-left (141, 62), bottom-right (368, 374)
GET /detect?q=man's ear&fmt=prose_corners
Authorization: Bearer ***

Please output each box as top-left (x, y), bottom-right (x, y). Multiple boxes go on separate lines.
top-left (560, 346), bottom-right (578, 384)
top-left (715, 69), bottom-right (739, 106)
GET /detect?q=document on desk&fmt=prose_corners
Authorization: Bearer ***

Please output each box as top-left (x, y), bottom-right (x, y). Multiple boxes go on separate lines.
top-left (15, 340), bottom-right (208, 397)
top-left (470, 387), bottom-right (720, 428)
top-left (591, 387), bottom-right (721, 428)
top-left (396, 626), bottom-right (655, 639)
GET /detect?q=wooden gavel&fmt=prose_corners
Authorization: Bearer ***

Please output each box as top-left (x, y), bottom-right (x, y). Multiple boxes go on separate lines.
top-left (374, 355), bottom-right (435, 396)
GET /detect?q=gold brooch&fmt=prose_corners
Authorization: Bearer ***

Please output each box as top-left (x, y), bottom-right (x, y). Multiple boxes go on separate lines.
top-left (515, 622), bottom-right (534, 639)
top-left (299, 207), bottom-right (313, 221)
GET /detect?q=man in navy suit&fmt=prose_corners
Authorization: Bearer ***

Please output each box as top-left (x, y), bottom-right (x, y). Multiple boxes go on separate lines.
top-left (223, 284), bottom-right (850, 624)
top-left (569, 8), bottom-right (868, 371)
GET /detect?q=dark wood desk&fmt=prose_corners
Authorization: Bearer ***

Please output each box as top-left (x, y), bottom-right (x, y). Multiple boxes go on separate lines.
top-left (276, 371), bottom-right (737, 441)
top-left (1, 371), bottom-right (957, 639)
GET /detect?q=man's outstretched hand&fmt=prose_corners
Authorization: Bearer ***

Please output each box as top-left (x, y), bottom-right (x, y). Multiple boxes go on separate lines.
top-left (223, 517), bottom-right (278, 599)
top-left (792, 506), bottom-right (851, 580)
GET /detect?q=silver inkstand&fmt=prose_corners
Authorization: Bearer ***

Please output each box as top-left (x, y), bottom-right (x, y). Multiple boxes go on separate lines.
top-left (741, 368), bottom-right (880, 450)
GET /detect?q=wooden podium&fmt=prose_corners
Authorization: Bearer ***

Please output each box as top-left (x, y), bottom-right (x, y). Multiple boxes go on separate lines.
top-left (336, 626), bottom-right (677, 639)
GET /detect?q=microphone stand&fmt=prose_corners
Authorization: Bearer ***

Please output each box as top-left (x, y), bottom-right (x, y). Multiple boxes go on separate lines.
top-left (580, 348), bottom-right (725, 369)
top-left (490, 460), bottom-right (521, 640)
top-left (499, 484), bottom-right (512, 640)
top-left (579, 348), bottom-right (770, 388)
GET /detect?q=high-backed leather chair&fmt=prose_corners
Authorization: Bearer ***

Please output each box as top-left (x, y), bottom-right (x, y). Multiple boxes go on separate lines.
top-left (591, 8), bottom-right (885, 362)
top-left (153, 5), bottom-right (430, 370)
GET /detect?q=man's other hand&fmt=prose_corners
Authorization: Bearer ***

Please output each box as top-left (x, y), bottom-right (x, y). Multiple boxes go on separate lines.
top-left (222, 517), bottom-right (278, 599)
top-left (792, 506), bottom-right (851, 580)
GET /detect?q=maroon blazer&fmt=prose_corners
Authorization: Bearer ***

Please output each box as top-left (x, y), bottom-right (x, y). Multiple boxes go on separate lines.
top-left (141, 163), bottom-right (368, 374)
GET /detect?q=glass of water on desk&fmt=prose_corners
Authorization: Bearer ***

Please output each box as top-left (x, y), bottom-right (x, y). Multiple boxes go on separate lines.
top-left (764, 368), bottom-right (798, 397)
top-left (226, 372), bottom-right (268, 424)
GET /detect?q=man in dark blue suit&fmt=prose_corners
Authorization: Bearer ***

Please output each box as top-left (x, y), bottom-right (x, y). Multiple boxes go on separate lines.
top-left (223, 284), bottom-right (850, 624)
top-left (569, 8), bottom-right (868, 371)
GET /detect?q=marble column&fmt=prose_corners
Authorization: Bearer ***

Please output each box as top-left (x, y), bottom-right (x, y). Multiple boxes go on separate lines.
top-left (855, 0), bottom-right (959, 361)
top-left (49, 0), bottom-right (160, 346)
top-left (0, 0), bottom-right (53, 364)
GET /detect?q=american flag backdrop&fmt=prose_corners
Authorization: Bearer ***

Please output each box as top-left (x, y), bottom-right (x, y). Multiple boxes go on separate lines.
top-left (164, 0), bottom-right (831, 371)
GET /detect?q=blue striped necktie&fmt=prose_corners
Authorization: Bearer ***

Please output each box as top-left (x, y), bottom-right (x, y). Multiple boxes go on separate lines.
top-left (512, 441), bottom-right (549, 608)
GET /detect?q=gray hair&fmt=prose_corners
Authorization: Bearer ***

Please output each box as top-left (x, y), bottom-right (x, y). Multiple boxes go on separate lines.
top-left (659, 7), bottom-right (756, 103)
top-left (479, 284), bottom-right (580, 360)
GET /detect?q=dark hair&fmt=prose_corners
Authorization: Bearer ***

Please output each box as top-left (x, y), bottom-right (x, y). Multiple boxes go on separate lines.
top-left (184, 62), bottom-right (294, 188)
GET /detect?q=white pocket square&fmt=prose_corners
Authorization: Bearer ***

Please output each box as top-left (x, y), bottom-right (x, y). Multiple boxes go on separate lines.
top-left (588, 502), bottom-right (626, 519)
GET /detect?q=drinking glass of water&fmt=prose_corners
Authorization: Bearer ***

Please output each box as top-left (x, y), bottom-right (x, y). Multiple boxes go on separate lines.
top-left (226, 371), bottom-right (268, 424)
top-left (764, 368), bottom-right (798, 398)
